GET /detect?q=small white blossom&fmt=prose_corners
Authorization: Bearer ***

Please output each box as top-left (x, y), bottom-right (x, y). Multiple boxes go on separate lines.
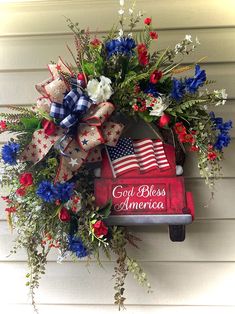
top-left (129, 8), bottom-right (133, 14)
top-left (195, 36), bottom-right (200, 45)
top-left (86, 76), bottom-right (113, 103)
top-left (118, 29), bottom-right (124, 37)
top-left (118, 8), bottom-right (124, 15)
top-left (185, 34), bottom-right (192, 43)
top-left (214, 89), bottom-right (228, 106)
top-left (146, 96), bottom-right (169, 116)
top-left (174, 43), bottom-right (182, 54)
top-left (0, 166), bottom-right (5, 183)
top-left (120, 0), bottom-right (125, 6)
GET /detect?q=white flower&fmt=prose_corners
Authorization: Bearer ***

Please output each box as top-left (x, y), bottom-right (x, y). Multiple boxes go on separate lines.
top-left (120, 0), bottom-right (125, 6)
top-left (0, 166), bottom-right (5, 183)
top-left (86, 76), bottom-right (113, 103)
top-left (118, 8), bottom-right (124, 15)
top-left (129, 8), bottom-right (133, 14)
top-left (214, 89), bottom-right (228, 106)
top-left (147, 96), bottom-right (169, 116)
top-left (185, 34), bottom-right (192, 43)
top-left (118, 28), bottom-right (124, 37)
top-left (174, 43), bottom-right (182, 54)
top-left (195, 36), bottom-right (200, 45)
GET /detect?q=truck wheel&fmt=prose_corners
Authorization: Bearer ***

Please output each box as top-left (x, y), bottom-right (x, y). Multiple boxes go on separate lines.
top-left (169, 225), bottom-right (186, 242)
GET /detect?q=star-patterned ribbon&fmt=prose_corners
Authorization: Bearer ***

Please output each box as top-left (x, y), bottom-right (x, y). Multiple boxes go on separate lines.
top-left (24, 58), bottom-right (124, 182)
top-left (55, 102), bottom-right (124, 182)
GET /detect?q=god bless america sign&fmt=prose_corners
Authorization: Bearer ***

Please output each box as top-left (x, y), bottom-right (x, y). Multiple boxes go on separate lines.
top-left (112, 184), bottom-right (167, 213)
top-left (95, 177), bottom-right (187, 216)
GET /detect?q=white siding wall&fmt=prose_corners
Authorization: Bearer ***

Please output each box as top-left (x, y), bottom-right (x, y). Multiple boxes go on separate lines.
top-left (0, 1), bottom-right (235, 313)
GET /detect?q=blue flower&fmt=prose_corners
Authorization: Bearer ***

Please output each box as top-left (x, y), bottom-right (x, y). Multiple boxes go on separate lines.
top-left (171, 78), bottom-right (185, 101)
top-left (1, 142), bottom-right (20, 165)
top-left (36, 180), bottom-right (57, 203)
top-left (185, 64), bottom-right (206, 93)
top-left (55, 182), bottom-right (74, 202)
top-left (210, 112), bottom-right (233, 151)
top-left (144, 83), bottom-right (159, 97)
top-left (106, 37), bottom-right (136, 58)
top-left (68, 235), bottom-right (88, 258)
top-left (214, 132), bottom-right (231, 150)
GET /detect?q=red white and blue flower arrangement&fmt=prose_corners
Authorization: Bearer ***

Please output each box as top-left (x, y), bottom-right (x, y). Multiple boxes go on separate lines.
top-left (0, 0), bottom-right (232, 310)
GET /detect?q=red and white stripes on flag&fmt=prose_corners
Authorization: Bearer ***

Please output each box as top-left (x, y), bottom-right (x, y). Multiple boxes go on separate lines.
top-left (153, 139), bottom-right (171, 171)
top-left (133, 139), bottom-right (159, 172)
top-left (106, 137), bottom-right (171, 178)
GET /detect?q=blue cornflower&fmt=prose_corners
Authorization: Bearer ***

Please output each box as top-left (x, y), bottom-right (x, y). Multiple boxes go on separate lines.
top-left (36, 180), bottom-right (57, 203)
top-left (55, 182), bottom-right (74, 203)
top-left (185, 64), bottom-right (206, 93)
top-left (171, 78), bottom-right (185, 101)
top-left (144, 83), bottom-right (159, 97)
top-left (210, 112), bottom-right (233, 151)
top-left (68, 235), bottom-right (88, 258)
top-left (214, 132), bottom-right (231, 150)
top-left (1, 142), bottom-right (20, 165)
top-left (106, 37), bottom-right (136, 58)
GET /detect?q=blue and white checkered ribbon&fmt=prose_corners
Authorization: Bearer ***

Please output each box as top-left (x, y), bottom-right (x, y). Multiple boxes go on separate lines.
top-left (50, 80), bottom-right (92, 129)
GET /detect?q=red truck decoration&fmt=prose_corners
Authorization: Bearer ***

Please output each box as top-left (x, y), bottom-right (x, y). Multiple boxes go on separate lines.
top-left (95, 138), bottom-right (194, 241)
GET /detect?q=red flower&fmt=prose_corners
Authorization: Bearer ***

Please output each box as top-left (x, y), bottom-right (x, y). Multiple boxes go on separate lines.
top-left (132, 104), bottom-right (139, 111)
top-left (190, 145), bottom-right (199, 152)
top-left (1, 196), bottom-right (12, 204)
top-left (208, 151), bottom-right (217, 161)
top-left (16, 186), bottom-right (27, 197)
top-left (158, 114), bottom-right (171, 128)
top-left (0, 120), bottom-right (7, 131)
top-left (139, 105), bottom-right (147, 112)
top-left (178, 133), bottom-right (194, 143)
top-left (208, 144), bottom-right (213, 151)
top-left (134, 85), bottom-right (141, 94)
top-left (137, 43), bottom-right (149, 66)
top-left (92, 220), bottom-right (108, 237)
top-left (59, 207), bottom-right (71, 222)
top-left (19, 172), bottom-right (33, 187)
top-left (5, 207), bottom-right (17, 213)
top-left (174, 122), bottom-right (187, 135)
top-left (42, 119), bottom-right (57, 136)
top-left (144, 17), bottom-right (152, 25)
top-left (149, 31), bottom-right (158, 40)
top-left (150, 70), bottom-right (162, 84)
top-left (90, 37), bottom-right (102, 47)
top-left (77, 73), bottom-right (86, 81)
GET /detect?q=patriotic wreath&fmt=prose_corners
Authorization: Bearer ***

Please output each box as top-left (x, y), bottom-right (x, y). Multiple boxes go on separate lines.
top-left (0, 0), bottom-right (232, 311)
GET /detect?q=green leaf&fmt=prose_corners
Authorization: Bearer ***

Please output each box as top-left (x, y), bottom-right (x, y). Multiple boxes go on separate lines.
top-left (20, 117), bottom-right (41, 131)
top-left (138, 111), bottom-right (154, 123)
top-left (98, 200), bottom-right (112, 218)
top-left (83, 62), bottom-right (95, 76)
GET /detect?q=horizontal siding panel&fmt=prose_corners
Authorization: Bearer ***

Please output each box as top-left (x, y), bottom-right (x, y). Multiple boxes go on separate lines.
top-left (1, 220), bottom-right (235, 262)
top-left (0, 178), bottom-right (234, 220)
top-left (0, 63), bottom-right (234, 104)
top-left (3, 304), bottom-right (235, 314)
top-left (0, 0), bottom-right (235, 36)
top-left (1, 28), bottom-right (235, 71)
top-left (1, 261), bottom-right (235, 305)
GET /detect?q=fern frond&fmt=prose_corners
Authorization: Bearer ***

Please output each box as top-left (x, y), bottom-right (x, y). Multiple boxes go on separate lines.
top-left (174, 99), bottom-right (207, 113)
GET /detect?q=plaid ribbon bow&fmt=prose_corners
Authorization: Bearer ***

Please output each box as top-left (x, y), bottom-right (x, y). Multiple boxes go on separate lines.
top-left (50, 80), bottom-right (92, 129)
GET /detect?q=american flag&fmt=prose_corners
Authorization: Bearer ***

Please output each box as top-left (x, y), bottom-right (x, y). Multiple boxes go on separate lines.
top-left (133, 139), bottom-right (158, 172)
top-left (106, 138), bottom-right (171, 178)
top-left (106, 138), bottom-right (140, 177)
top-left (153, 139), bottom-right (171, 170)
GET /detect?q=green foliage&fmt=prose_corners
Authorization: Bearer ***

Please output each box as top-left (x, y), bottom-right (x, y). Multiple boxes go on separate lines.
top-left (21, 117), bottom-right (41, 131)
